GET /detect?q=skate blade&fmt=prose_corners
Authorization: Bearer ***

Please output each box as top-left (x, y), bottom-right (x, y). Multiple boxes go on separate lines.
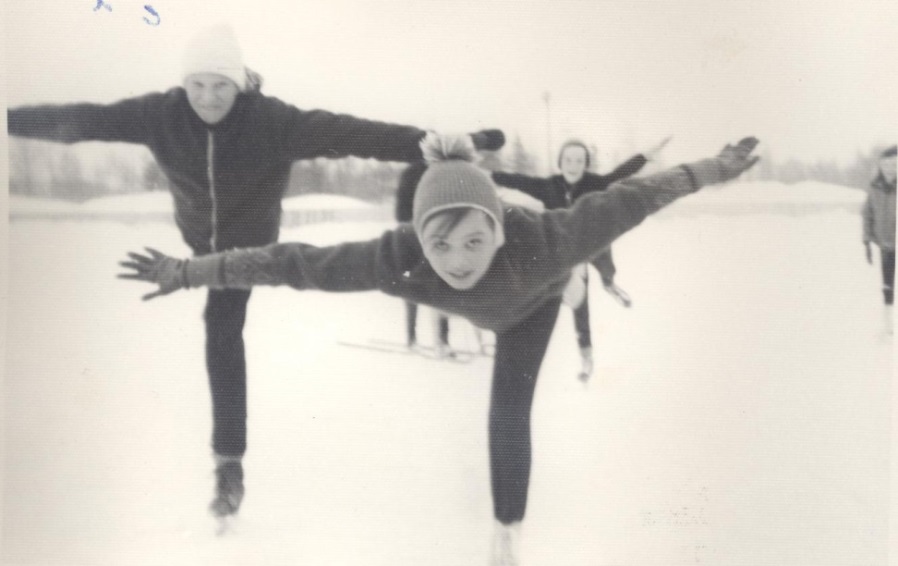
top-left (214, 514), bottom-right (238, 537)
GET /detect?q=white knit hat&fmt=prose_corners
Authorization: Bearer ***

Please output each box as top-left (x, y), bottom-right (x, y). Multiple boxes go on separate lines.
top-left (182, 24), bottom-right (247, 91)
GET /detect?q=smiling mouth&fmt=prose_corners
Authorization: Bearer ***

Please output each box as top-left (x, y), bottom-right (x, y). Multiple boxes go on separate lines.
top-left (447, 270), bottom-right (474, 282)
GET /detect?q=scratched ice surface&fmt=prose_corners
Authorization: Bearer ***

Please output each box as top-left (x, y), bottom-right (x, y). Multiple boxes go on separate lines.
top-left (3, 184), bottom-right (892, 565)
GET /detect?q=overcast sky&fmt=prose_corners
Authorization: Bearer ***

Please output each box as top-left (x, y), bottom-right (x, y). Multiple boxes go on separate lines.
top-left (3, 0), bottom-right (896, 169)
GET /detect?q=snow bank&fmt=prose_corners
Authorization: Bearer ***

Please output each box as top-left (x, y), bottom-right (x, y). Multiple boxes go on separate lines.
top-left (9, 191), bottom-right (392, 226)
top-left (661, 180), bottom-right (865, 217)
top-left (9, 181), bottom-right (867, 224)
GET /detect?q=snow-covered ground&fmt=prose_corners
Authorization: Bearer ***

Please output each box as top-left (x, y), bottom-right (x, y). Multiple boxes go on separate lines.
top-left (3, 182), bottom-right (894, 566)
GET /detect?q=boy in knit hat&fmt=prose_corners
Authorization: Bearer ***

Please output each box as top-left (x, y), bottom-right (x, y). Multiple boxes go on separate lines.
top-left (863, 144), bottom-right (897, 337)
top-left (120, 132), bottom-right (760, 565)
top-left (7, 24), bottom-right (505, 521)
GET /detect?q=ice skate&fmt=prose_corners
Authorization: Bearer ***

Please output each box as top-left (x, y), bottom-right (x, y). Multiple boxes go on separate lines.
top-left (578, 346), bottom-right (594, 382)
top-left (880, 304), bottom-right (893, 341)
top-left (603, 282), bottom-right (632, 308)
top-left (210, 456), bottom-right (244, 519)
top-left (434, 341), bottom-right (452, 359)
top-left (491, 520), bottom-right (522, 566)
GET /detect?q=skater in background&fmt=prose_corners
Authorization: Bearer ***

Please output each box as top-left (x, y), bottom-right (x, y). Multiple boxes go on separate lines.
top-left (119, 132), bottom-right (760, 565)
top-left (395, 162), bottom-right (452, 356)
top-left (862, 144), bottom-right (897, 336)
top-left (7, 24), bottom-right (505, 520)
top-left (491, 136), bottom-right (671, 380)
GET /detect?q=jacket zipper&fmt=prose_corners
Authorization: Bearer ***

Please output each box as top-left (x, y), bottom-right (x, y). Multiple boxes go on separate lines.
top-left (206, 131), bottom-right (218, 252)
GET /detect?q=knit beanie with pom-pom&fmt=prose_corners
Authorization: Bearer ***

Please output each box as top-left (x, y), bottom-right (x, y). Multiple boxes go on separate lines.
top-left (412, 132), bottom-right (505, 247)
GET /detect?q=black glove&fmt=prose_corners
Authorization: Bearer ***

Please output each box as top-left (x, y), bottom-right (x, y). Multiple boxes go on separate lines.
top-left (118, 247), bottom-right (188, 301)
top-left (685, 137), bottom-right (761, 188)
top-left (470, 129), bottom-right (506, 151)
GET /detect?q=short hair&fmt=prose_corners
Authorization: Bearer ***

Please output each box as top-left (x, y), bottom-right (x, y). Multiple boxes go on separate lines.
top-left (421, 207), bottom-right (496, 240)
top-left (557, 139), bottom-right (591, 170)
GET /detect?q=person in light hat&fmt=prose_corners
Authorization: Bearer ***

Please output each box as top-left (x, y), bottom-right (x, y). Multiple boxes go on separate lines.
top-left (7, 24), bottom-right (506, 521)
top-left (119, 132), bottom-right (760, 565)
top-left (862, 144), bottom-right (897, 337)
top-left (491, 136), bottom-right (671, 382)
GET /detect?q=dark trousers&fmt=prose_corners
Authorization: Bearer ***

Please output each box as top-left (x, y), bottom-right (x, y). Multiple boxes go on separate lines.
top-left (591, 248), bottom-right (616, 287)
top-left (405, 301), bottom-right (449, 345)
top-left (882, 249), bottom-right (895, 305)
top-left (205, 288), bottom-right (252, 457)
top-left (572, 249), bottom-right (617, 350)
top-left (572, 282), bottom-right (592, 349)
top-left (489, 297), bottom-right (562, 524)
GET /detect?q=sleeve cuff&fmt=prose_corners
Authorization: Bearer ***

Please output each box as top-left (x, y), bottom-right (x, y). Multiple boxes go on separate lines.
top-left (184, 255), bottom-right (226, 288)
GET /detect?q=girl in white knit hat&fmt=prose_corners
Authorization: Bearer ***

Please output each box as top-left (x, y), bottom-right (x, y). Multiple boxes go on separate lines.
top-left (120, 132), bottom-right (759, 565)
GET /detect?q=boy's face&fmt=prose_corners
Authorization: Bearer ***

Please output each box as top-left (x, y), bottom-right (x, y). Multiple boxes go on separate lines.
top-left (560, 145), bottom-right (589, 184)
top-left (879, 155), bottom-right (896, 184)
top-left (420, 209), bottom-right (499, 290)
top-left (185, 73), bottom-right (240, 125)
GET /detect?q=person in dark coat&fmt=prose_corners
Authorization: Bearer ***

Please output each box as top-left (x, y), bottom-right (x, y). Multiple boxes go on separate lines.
top-left (7, 24), bottom-right (505, 518)
top-left (490, 137), bottom-right (670, 380)
top-left (120, 132), bottom-right (759, 565)
top-left (862, 144), bottom-right (897, 336)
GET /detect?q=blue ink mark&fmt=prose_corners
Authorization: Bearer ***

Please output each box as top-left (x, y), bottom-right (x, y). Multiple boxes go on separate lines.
top-left (93, 0), bottom-right (112, 12)
top-left (143, 5), bottom-right (160, 26)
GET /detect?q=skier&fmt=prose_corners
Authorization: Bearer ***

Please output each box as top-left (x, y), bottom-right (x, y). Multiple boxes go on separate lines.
top-left (862, 145), bottom-right (897, 337)
top-left (119, 132), bottom-right (760, 565)
top-left (6, 24), bottom-right (505, 520)
top-left (395, 162), bottom-right (452, 356)
top-left (490, 137), bottom-right (670, 380)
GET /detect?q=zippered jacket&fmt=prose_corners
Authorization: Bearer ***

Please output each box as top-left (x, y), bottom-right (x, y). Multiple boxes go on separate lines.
top-left (9, 88), bottom-right (427, 253)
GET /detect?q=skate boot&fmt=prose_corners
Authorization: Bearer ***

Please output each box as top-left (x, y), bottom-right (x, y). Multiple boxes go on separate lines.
top-left (578, 346), bottom-right (594, 382)
top-left (210, 455), bottom-right (244, 518)
top-left (491, 520), bottom-right (522, 566)
top-left (603, 282), bottom-right (632, 308)
top-left (881, 304), bottom-right (894, 341)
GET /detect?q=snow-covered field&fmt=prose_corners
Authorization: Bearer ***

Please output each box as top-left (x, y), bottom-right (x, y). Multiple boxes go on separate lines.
top-left (3, 182), bottom-right (894, 566)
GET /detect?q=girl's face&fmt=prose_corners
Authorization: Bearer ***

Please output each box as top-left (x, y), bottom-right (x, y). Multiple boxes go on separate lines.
top-left (560, 145), bottom-right (589, 184)
top-left (879, 155), bottom-right (896, 184)
top-left (421, 208), bottom-right (499, 290)
top-left (185, 73), bottom-right (240, 125)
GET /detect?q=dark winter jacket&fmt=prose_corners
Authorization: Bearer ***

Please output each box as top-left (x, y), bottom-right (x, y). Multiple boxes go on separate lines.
top-left (8, 89), bottom-right (427, 254)
top-left (490, 154), bottom-right (648, 210)
top-left (183, 160), bottom-right (707, 333)
top-left (490, 154), bottom-right (648, 274)
top-left (863, 174), bottom-right (897, 250)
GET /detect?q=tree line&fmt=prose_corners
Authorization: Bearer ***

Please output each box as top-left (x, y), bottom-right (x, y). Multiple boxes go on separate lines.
top-left (8, 136), bottom-right (883, 203)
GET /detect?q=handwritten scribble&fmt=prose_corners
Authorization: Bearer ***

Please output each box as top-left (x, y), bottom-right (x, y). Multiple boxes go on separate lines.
top-left (91, 0), bottom-right (160, 26)
top-left (143, 5), bottom-right (160, 26)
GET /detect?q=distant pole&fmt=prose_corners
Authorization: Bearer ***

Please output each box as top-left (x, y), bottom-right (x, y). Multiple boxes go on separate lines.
top-left (542, 91), bottom-right (552, 174)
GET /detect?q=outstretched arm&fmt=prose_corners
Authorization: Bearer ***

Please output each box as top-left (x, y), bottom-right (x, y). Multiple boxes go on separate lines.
top-left (8, 95), bottom-right (159, 145)
top-left (600, 137), bottom-right (673, 187)
top-left (119, 237), bottom-right (391, 300)
top-left (491, 171), bottom-right (552, 203)
top-left (279, 102), bottom-right (504, 163)
top-left (552, 137), bottom-right (760, 267)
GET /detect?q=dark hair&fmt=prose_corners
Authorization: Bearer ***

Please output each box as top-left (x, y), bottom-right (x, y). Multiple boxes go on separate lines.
top-left (421, 207), bottom-right (495, 240)
top-left (557, 139), bottom-right (591, 170)
top-left (880, 145), bottom-right (897, 159)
